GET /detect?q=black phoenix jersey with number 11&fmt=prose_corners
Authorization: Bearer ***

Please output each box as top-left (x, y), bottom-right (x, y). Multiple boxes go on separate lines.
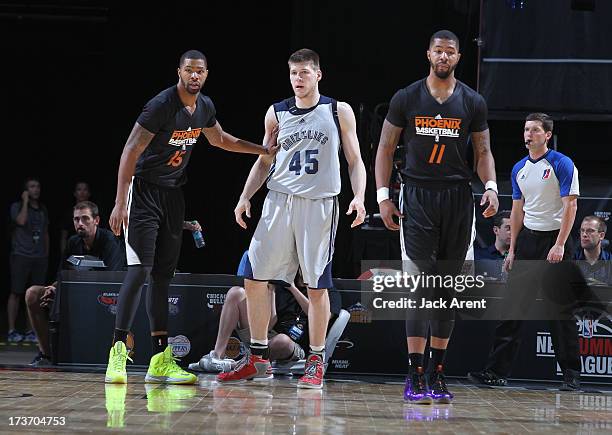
top-left (386, 78), bottom-right (488, 183)
top-left (134, 85), bottom-right (217, 188)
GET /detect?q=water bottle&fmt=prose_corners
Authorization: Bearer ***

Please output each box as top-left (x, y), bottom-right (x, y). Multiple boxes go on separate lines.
top-left (191, 221), bottom-right (205, 248)
top-left (500, 252), bottom-right (508, 282)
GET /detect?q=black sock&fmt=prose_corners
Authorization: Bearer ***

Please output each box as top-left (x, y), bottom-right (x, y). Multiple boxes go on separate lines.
top-left (151, 334), bottom-right (168, 354)
top-left (430, 348), bottom-right (446, 370)
top-left (409, 353), bottom-right (425, 372)
top-left (250, 343), bottom-right (270, 360)
top-left (113, 329), bottom-right (128, 345)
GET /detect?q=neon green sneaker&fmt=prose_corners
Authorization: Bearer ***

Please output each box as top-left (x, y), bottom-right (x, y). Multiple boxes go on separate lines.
top-left (145, 346), bottom-right (197, 384)
top-left (105, 341), bottom-right (133, 384)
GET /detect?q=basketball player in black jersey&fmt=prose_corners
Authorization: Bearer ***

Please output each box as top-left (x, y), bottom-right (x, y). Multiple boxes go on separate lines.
top-left (375, 30), bottom-right (498, 403)
top-left (104, 50), bottom-right (278, 384)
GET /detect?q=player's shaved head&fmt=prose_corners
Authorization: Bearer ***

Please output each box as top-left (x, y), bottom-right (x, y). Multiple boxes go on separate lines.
top-left (429, 30), bottom-right (460, 51)
top-left (180, 50), bottom-right (207, 68)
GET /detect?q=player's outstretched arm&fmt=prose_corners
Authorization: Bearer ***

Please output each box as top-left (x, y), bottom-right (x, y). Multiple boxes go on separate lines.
top-left (472, 129), bottom-right (499, 218)
top-left (235, 107), bottom-right (278, 229)
top-left (338, 102), bottom-right (367, 228)
top-left (202, 116), bottom-right (279, 156)
top-left (109, 122), bottom-right (154, 236)
top-left (375, 120), bottom-right (403, 231)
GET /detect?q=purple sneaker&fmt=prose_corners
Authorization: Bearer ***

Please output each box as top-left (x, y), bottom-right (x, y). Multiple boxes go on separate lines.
top-left (429, 366), bottom-right (453, 404)
top-left (403, 368), bottom-right (433, 404)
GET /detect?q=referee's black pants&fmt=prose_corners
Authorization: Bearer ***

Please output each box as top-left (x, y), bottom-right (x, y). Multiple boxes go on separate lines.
top-left (485, 227), bottom-right (581, 377)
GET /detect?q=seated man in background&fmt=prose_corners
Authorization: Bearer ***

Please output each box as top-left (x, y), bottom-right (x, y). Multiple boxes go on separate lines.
top-left (474, 210), bottom-right (511, 280)
top-left (191, 251), bottom-right (342, 374)
top-left (59, 181), bottom-right (92, 255)
top-left (26, 201), bottom-right (126, 366)
top-left (573, 215), bottom-right (612, 285)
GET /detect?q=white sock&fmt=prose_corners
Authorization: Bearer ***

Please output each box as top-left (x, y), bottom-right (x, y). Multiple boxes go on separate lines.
top-left (251, 338), bottom-right (269, 346)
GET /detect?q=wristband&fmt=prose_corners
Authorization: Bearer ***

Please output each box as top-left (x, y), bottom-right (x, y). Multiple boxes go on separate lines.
top-left (376, 187), bottom-right (390, 204)
top-left (484, 180), bottom-right (498, 194)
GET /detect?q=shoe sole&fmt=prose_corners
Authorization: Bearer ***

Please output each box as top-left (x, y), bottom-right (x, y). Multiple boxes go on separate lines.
top-left (145, 375), bottom-right (196, 384)
top-left (105, 376), bottom-right (127, 384)
top-left (216, 377), bottom-right (247, 384)
top-left (217, 374), bottom-right (272, 384)
top-left (251, 374), bottom-right (274, 381)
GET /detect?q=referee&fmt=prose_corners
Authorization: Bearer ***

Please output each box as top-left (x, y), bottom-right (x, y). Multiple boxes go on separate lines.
top-left (469, 112), bottom-right (581, 390)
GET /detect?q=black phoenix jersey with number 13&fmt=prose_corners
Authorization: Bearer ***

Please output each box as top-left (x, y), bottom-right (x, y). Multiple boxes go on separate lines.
top-left (134, 85), bottom-right (217, 188)
top-left (386, 79), bottom-right (488, 183)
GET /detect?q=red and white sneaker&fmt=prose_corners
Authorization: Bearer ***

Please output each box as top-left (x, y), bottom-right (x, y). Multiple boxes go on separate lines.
top-left (216, 353), bottom-right (270, 383)
top-left (297, 354), bottom-right (324, 389)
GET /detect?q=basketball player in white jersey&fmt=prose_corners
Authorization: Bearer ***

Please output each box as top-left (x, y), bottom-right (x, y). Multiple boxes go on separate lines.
top-left (218, 48), bottom-right (366, 389)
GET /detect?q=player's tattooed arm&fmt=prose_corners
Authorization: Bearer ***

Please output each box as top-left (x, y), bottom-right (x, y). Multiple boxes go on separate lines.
top-left (126, 123), bottom-right (155, 153)
top-left (471, 129), bottom-right (496, 184)
top-left (471, 129), bottom-right (499, 218)
top-left (109, 123), bottom-right (154, 236)
top-left (374, 120), bottom-right (403, 231)
top-left (116, 123), bottom-right (154, 195)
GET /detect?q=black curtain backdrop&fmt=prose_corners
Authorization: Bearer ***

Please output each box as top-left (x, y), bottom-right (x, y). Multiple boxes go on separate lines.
top-left (480, 0), bottom-right (612, 119)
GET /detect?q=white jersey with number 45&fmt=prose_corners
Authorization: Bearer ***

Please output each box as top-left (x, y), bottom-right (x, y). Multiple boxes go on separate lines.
top-left (266, 95), bottom-right (342, 199)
